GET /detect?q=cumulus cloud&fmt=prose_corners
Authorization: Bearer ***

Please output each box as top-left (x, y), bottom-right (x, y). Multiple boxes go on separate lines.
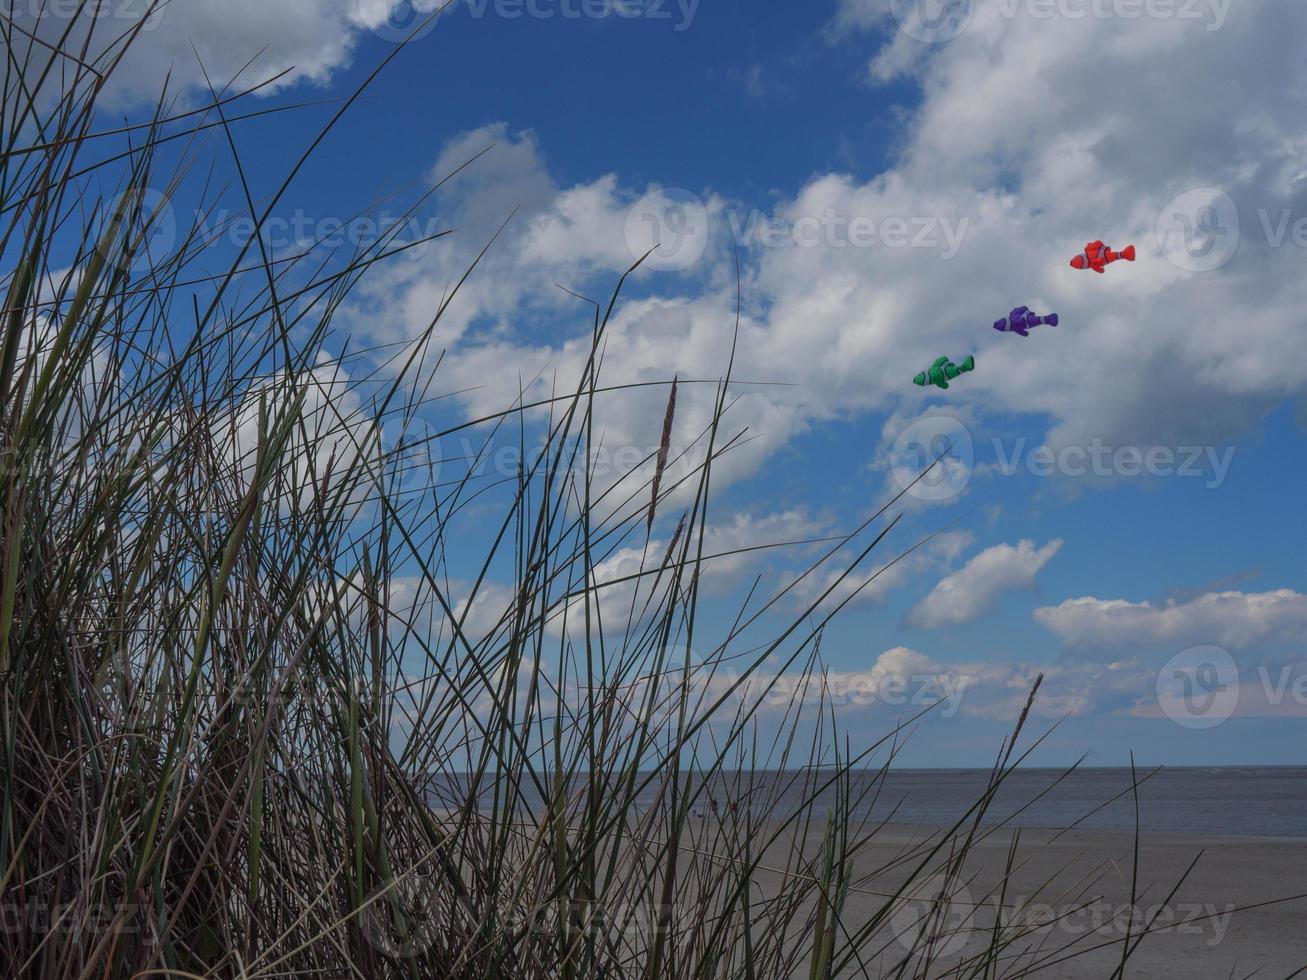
top-left (7, 0), bottom-right (394, 109)
top-left (331, 2), bottom-right (1307, 521)
top-left (787, 529), bottom-right (975, 612)
top-left (908, 539), bottom-right (1062, 628)
top-left (723, 644), bottom-right (1152, 723)
top-left (504, 508), bottom-right (830, 641)
top-left (1035, 589), bottom-right (1307, 653)
top-left (29, 1), bottom-right (1304, 502)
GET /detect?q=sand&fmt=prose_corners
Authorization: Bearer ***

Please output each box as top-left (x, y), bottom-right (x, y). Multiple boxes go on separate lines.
top-left (751, 822), bottom-right (1307, 978)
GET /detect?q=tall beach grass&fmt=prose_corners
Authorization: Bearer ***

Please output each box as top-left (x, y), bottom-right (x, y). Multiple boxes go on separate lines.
top-left (0, 10), bottom-right (1219, 978)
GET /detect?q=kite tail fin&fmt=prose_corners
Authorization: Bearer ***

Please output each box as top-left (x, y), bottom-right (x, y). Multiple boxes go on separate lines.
top-left (1044, 314), bottom-right (1059, 327)
top-left (959, 356), bottom-right (975, 373)
top-left (1121, 245), bottom-right (1136, 261)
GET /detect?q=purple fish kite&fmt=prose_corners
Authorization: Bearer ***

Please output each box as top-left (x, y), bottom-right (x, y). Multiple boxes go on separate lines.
top-left (993, 306), bottom-right (1059, 338)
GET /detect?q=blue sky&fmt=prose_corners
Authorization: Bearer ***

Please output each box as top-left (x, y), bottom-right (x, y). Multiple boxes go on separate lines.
top-left (47, 0), bottom-right (1307, 766)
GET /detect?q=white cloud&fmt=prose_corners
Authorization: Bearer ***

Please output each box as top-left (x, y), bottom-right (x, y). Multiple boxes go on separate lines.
top-left (908, 539), bottom-right (1062, 628)
top-left (9, 0), bottom-right (392, 109)
top-left (342, 3), bottom-right (1307, 511)
top-left (1035, 589), bottom-right (1307, 653)
top-left (718, 644), bottom-right (1151, 723)
top-left (787, 529), bottom-right (975, 612)
top-left (29, 3), bottom-right (1305, 505)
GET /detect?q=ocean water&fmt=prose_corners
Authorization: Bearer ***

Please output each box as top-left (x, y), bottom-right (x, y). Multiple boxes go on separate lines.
top-left (444, 767), bottom-right (1307, 838)
top-left (670, 767), bottom-right (1307, 839)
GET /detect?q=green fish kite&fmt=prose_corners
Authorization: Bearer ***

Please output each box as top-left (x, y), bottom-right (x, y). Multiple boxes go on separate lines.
top-left (913, 355), bottom-right (975, 390)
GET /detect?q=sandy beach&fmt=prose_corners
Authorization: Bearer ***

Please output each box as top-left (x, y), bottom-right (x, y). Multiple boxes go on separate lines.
top-left (749, 822), bottom-right (1307, 979)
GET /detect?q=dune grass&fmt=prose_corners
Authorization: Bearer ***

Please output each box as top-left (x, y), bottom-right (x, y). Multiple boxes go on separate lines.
top-left (0, 11), bottom-right (1231, 979)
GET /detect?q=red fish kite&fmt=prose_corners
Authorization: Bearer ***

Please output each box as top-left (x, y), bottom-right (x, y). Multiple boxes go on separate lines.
top-left (1070, 240), bottom-right (1136, 274)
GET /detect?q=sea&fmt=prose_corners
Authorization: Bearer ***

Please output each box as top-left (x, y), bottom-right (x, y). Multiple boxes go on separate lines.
top-left (669, 767), bottom-right (1307, 839)
top-left (444, 767), bottom-right (1307, 838)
